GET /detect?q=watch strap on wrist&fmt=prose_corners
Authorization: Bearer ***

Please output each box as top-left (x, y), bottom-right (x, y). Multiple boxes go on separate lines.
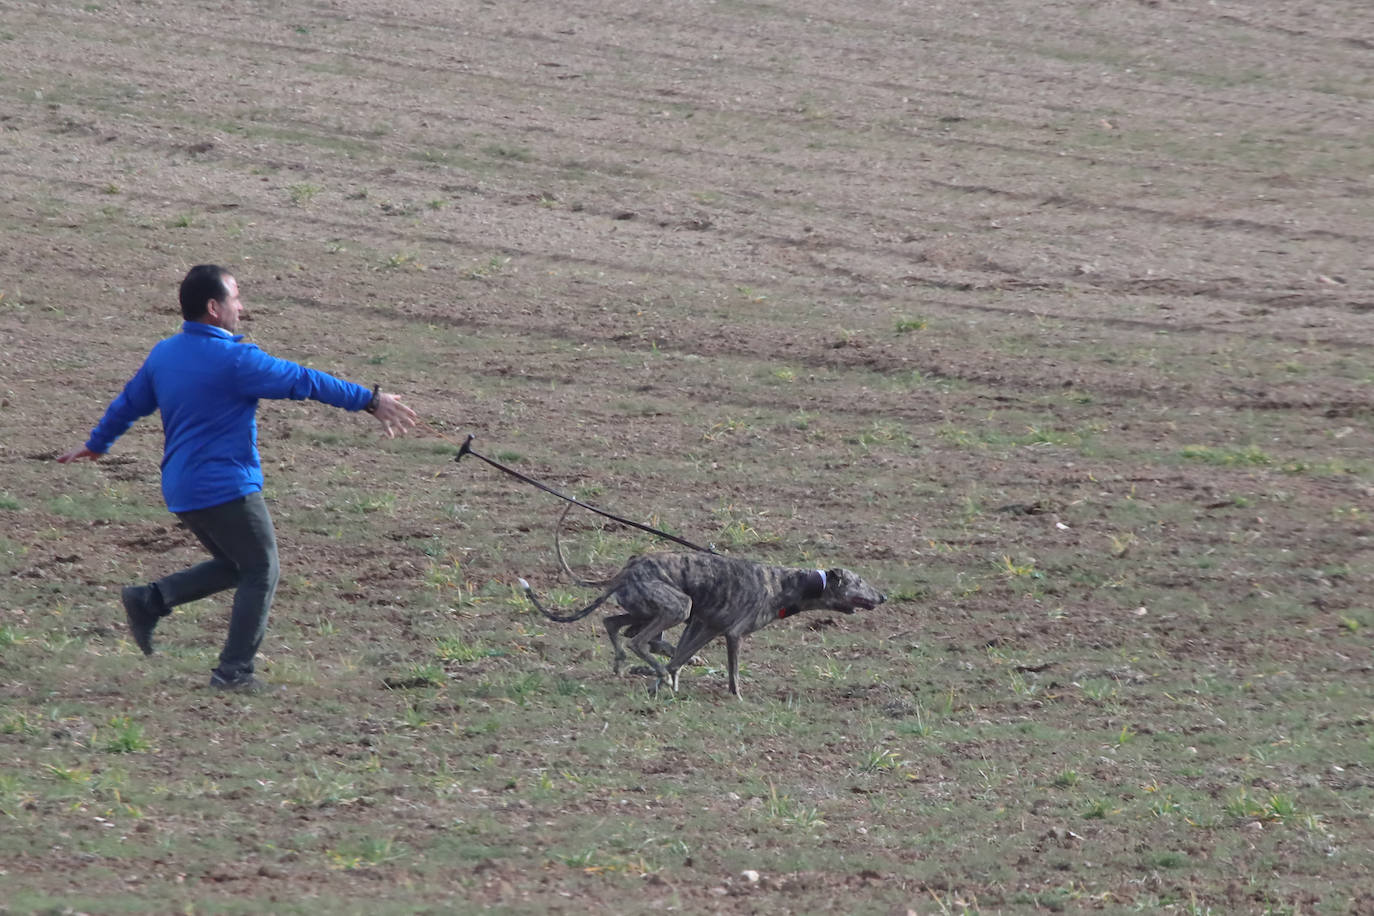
top-left (365, 384), bottom-right (381, 414)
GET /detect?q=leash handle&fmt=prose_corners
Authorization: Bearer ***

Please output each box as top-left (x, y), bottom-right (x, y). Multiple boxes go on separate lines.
top-left (455, 435), bottom-right (716, 554)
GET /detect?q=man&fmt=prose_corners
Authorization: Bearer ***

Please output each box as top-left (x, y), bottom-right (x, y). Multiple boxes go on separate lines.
top-left (58, 264), bottom-right (418, 693)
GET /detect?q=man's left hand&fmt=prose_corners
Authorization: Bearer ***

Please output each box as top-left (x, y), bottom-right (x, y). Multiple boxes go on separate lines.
top-left (371, 393), bottom-right (418, 438)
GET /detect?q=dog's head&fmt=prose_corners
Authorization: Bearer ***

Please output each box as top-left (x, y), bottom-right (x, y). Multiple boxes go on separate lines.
top-left (820, 568), bottom-right (886, 614)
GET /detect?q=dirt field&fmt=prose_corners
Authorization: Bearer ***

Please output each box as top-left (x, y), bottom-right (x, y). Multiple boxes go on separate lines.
top-left (2, 0), bottom-right (1372, 912)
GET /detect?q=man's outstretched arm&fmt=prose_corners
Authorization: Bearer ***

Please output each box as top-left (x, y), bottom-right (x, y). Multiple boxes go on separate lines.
top-left (57, 362), bottom-right (158, 463)
top-left (236, 345), bottom-right (418, 437)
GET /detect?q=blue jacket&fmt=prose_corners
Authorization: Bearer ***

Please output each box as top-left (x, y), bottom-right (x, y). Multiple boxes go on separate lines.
top-left (86, 322), bottom-right (373, 513)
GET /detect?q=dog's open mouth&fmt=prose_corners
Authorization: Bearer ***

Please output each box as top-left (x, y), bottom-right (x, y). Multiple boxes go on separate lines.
top-left (848, 598), bottom-right (878, 612)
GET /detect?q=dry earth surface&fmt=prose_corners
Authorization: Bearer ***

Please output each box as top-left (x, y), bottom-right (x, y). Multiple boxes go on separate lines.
top-left (1, 0), bottom-right (1372, 913)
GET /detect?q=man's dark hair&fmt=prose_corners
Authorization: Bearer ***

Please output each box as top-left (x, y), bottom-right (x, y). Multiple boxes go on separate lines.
top-left (179, 265), bottom-right (230, 321)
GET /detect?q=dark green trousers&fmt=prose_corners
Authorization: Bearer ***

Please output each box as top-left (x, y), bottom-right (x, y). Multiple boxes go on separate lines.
top-left (155, 492), bottom-right (279, 680)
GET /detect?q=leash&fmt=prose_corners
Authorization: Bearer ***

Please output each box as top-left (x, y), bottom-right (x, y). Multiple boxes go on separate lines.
top-left (446, 432), bottom-right (716, 555)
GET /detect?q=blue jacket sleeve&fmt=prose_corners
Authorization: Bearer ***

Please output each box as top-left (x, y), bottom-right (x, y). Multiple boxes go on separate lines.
top-left (86, 362), bottom-right (158, 454)
top-left (233, 344), bottom-right (372, 410)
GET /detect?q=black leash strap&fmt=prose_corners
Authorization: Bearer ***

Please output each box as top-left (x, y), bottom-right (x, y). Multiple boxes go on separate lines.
top-left (455, 435), bottom-right (716, 554)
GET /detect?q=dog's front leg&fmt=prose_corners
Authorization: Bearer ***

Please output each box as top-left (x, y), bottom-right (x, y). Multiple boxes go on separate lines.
top-left (725, 634), bottom-right (744, 699)
top-left (663, 616), bottom-right (721, 694)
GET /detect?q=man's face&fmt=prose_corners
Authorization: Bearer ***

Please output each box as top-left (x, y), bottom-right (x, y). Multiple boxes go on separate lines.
top-left (207, 274), bottom-right (243, 333)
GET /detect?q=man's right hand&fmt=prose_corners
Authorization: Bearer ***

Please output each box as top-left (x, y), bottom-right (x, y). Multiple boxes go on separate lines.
top-left (56, 447), bottom-right (102, 463)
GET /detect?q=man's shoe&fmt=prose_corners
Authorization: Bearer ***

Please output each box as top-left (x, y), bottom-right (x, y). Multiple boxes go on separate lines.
top-left (209, 671), bottom-right (267, 694)
top-left (121, 585), bottom-right (158, 656)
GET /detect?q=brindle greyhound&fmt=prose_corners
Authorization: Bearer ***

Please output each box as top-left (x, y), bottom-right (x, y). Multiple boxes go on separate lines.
top-left (519, 552), bottom-right (886, 698)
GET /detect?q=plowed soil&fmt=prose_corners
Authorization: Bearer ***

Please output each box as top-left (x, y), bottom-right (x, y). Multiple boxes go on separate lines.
top-left (2, 1), bottom-right (1371, 913)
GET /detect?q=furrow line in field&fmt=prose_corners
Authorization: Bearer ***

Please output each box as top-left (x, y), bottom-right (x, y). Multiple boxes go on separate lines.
top-left (275, 292), bottom-right (1374, 422)
top-left (6, 65), bottom-right (1361, 266)
top-left (17, 7), bottom-right (1368, 169)
top-left (3, 158), bottom-right (1368, 357)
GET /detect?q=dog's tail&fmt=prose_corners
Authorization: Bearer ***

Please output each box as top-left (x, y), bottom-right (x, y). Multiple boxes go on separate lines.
top-left (518, 577), bottom-right (618, 624)
top-left (555, 501), bottom-right (617, 588)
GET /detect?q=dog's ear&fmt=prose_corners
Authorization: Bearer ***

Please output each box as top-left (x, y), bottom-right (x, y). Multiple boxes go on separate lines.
top-left (825, 568), bottom-right (845, 586)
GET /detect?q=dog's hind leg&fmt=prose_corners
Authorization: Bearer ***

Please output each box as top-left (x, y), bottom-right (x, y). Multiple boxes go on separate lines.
top-left (603, 613), bottom-right (634, 674)
top-left (621, 619), bottom-right (677, 655)
top-left (617, 579), bottom-right (692, 691)
top-left (603, 615), bottom-right (675, 674)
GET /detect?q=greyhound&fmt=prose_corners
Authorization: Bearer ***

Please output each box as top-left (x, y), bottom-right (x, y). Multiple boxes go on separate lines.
top-left (519, 551), bottom-right (886, 698)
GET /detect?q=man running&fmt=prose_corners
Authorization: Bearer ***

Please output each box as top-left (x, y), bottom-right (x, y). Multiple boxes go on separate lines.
top-left (58, 264), bottom-right (418, 692)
